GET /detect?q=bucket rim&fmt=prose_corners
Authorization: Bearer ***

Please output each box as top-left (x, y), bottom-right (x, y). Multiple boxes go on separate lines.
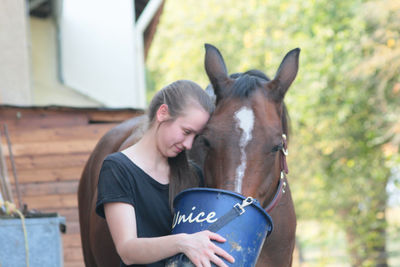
top-left (173, 187), bottom-right (273, 226)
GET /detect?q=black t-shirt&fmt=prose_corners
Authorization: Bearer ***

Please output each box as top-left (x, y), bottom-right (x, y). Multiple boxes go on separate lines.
top-left (96, 152), bottom-right (172, 267)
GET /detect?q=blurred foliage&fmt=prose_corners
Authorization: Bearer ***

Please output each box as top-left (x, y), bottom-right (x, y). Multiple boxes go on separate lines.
top-left (147, 0), bottom-right (400, 265)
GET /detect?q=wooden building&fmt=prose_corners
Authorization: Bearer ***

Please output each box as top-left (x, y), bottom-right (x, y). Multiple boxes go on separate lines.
top-left (1, 1), bottom-right (165, 266)
top-left (0, 106), bottom-right (143, 267)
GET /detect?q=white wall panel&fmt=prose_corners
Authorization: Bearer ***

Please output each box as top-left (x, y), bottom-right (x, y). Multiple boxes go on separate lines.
top-left (60, 0), bottom-right (144, 108)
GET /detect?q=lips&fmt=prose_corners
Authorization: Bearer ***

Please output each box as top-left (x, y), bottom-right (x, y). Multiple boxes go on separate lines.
top-left (174, 146), bottom-right (183, 153)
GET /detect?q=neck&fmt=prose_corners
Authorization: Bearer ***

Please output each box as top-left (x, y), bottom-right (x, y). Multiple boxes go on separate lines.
top-left (123, 127), bottom-right (170, 184)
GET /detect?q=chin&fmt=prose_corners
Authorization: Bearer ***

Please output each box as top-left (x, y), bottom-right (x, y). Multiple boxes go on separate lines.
top-left (164, 151), bottom-right (177, 158)
top-left (170, 150), bottom-right (183, 158)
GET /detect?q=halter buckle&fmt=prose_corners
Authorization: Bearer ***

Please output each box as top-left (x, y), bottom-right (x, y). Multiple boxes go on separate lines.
top-left (282, 134), bottom-right (289, 156)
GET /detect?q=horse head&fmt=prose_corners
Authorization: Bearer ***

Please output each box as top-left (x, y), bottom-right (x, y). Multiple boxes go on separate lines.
top-left (197, 44), bottom-right (299, 210)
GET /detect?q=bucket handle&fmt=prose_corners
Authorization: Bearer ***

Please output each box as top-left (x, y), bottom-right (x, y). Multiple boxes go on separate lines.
top-left (207, 197), bottom-right (254, 233)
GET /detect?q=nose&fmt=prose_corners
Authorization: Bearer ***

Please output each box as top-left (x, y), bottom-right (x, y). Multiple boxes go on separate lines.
top-left (182, 135), bottom-right (195, 150)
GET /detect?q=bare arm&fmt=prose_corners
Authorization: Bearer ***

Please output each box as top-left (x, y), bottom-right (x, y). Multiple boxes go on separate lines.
top-left (104, 202), bottom-right (235, 266)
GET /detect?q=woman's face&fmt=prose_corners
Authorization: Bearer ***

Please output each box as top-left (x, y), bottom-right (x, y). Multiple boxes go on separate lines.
top-left (157, 105), bottom-right (210, 158)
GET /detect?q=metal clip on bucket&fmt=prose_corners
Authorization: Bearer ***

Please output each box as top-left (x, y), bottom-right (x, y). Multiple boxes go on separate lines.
top-left (234, 197), bottom-right (254, 215)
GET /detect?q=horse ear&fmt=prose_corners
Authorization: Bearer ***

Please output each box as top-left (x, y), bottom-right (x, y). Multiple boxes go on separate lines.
top-left (269, 48), bottom-right (300, 101)
top-left (204, 44), bottom-right (229, 103)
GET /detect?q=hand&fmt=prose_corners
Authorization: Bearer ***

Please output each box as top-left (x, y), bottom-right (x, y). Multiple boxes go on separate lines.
top-left (179, 230), bottom-right (235, 267)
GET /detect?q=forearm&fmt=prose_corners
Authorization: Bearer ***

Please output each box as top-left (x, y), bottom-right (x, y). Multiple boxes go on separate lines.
top-left (117, 233), bottom-right (186, 265)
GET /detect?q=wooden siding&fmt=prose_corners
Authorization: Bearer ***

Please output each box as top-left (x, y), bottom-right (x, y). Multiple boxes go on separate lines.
top-left (0, 106), bottom-right (143, 267)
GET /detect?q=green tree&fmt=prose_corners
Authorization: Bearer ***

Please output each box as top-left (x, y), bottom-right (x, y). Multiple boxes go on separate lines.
top-left (289, 0), bottom-right (399, 265)
top-left (147, 0), bottom-right (400, 265)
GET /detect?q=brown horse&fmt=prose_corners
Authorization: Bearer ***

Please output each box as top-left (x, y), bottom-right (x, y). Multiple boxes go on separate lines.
top-left (192, 44), bottom-right (300, 266)
top-left (78, 44), bottom-right (299, 267)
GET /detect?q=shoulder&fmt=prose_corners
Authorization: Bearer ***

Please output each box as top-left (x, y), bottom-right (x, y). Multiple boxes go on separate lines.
top-left (98, 153), bottom-right (137, 195)
top-left (104, 151), bottom-right (125, 162)
top-left (101, 152), bottom-right (129, 169)
top-left (99, 152), bottom-right (134, 184)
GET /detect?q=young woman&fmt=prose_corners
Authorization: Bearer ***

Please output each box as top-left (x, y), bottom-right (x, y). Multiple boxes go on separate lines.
top-left (95, 80), bottom-right (235, 267)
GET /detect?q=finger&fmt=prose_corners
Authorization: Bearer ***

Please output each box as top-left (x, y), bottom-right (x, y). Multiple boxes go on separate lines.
top-left (213, 244), bottom-right (235, 263)
top-left (189, 256), bottom-right (201, 267)
top-left (210, 253), bottom-right (229, 267)
top-left (201, 258), bottom-right (211, 267)
top-left (207, 232), bottom-right (226, 243)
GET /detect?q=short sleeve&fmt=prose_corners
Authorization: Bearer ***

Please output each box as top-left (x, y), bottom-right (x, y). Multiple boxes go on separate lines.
top-left (95, 158), bottom-right (135, 218)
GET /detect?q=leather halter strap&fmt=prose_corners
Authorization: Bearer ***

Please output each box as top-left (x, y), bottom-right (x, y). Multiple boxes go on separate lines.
top-left (264, 134), bottom-right (288, 213)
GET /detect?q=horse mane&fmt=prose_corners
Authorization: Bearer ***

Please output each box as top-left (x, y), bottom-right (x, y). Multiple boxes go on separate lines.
top-left (229, 70), bottom-right (290, 141)
top-left (230, 70), bottom-right (270, 98)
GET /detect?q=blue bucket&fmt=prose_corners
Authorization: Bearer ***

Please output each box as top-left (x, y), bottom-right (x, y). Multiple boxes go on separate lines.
top-left (166, 188), bottom-right (273, 267)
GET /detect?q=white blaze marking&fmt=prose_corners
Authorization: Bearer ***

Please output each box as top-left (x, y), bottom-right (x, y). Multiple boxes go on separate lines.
top-left (233, 106), bottom-right (254, 193)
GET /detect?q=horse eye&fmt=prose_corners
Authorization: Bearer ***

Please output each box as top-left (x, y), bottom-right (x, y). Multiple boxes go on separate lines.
top-left (194, 135), bottom-right (211, 148)
top-left (203, 138), bottom-right (211, 148)
top-left (271, 143), bottom-right (283, 153)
